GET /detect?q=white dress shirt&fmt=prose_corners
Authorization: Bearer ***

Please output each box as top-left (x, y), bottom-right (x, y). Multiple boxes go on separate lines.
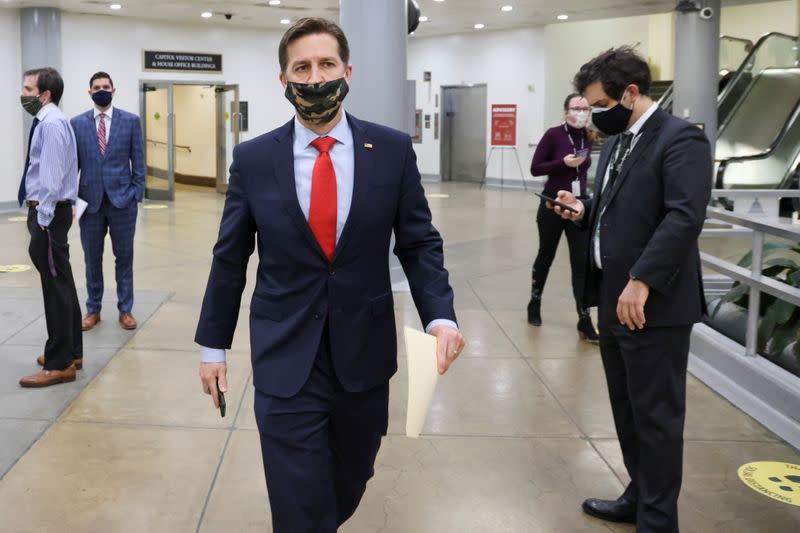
top-left (200, 113), bottom-right (456, 363)
top-left (593, 101), bottom-right (659, 269)
top-left (94, 105), bottom-right (113, 139)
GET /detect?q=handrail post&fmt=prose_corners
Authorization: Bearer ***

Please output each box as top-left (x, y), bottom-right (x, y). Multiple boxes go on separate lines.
top-left (745, 231), bottom-right (764, 356)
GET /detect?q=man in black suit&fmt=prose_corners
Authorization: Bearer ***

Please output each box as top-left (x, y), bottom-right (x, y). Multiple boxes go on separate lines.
top-left (551, 47), bottom-right (712, 532)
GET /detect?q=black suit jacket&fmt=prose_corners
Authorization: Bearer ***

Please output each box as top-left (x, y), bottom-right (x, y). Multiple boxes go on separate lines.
top-left (195, 114), bottom-right (456, 398)
top-left (581, 108), bottom-right (712, 328)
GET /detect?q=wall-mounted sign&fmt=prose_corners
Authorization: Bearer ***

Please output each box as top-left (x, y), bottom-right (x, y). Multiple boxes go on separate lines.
top-left (491, 104), bottom-right (517, 146)
top-left (144, 51), bottom-right (223, 73)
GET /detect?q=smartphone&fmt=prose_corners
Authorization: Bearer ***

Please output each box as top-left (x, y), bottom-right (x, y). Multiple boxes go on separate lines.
top-left (534, 192), bottom-right (579, 213)
top-left (217, 380), bottom-right (226, 418)
top-left (575, 148), bottom-right (590, 158)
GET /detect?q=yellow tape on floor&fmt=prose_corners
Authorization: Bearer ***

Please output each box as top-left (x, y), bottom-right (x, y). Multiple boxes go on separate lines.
top-left (738, 462), bottom-right (800, 506)
top-left (142, 204), bottom-right (168, 210)
top-left (0, 264), bottom-right (32, 273)
top-left (7, 216), bottom-right (27, 222)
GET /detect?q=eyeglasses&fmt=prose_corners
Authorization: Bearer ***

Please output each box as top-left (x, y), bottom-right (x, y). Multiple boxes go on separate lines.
top-left (568, 107), bottom-right (591, 112)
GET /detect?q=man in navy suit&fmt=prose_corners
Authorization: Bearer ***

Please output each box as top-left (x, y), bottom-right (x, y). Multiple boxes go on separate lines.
top-left (71, 72), bottom-right (145, 333)
top-left (196, 18), bottom-right (465, 532)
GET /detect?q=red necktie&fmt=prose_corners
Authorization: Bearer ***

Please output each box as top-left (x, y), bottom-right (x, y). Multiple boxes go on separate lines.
top-left (309, 136), bottom-right (338, 260)
top-left (98, 113), bottom-right (107, 155)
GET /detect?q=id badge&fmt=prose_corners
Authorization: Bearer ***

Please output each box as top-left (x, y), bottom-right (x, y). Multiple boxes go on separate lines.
top-left (571, 180), bottom-right (581, 197)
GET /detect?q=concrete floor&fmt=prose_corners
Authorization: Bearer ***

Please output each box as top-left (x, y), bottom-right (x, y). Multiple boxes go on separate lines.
top-left (0, 182), bottom-right (798, 532)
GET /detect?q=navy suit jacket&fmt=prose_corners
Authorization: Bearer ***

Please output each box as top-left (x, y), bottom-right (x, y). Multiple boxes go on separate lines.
top-left (71, 107), bottom-right (145, 213)
top-left (195, 114), bottom-right (457, 398)
top-left (581, 108), bottom-right (712, 328)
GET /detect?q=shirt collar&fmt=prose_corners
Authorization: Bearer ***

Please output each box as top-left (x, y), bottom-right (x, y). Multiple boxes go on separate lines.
top-left (626, 101), bottom-right (659, 136)
top-left (294, 111), bottom-right (353, 150)
top-left (94, 105), bottom-right (114, 119)
top-left (36, 102), bottom-right (56, 121)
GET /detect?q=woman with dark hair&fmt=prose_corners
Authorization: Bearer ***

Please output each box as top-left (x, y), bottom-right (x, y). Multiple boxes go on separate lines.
top-left (527, 93), bottom-right (598, 342)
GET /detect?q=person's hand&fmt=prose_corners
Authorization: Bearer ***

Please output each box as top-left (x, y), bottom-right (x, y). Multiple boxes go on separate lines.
top-left (430, 325), bottom-right (465, 375)
top-left (199, 362), bottom-right (228, 409)
top-left (617, 279), bottom-right (650, 330)
top-left (546, 190), bottom-right (584, 221)
top-left (563, 154), bottom-right (586, 168)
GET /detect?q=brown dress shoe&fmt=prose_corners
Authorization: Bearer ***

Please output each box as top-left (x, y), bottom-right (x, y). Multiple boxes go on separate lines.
top-left (82, 312), bottom-right (101, 331)
top-left (37, 355), bottom-right (83, 370)
top-left (20, 364), bottom-right (77, 388)
top-left (119, 312), bottom-right (138, 330)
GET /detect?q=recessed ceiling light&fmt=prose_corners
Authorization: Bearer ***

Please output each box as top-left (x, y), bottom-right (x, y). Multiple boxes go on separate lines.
top-left (501, 5), bottom-right (512, 12)
top-left (433, 0), bottom-right (444, 2)
top-left (109, 3), bottom-right (122, 9)
top-left (557, 14), bottom-right (569, 21)
top-left (201, 11), bottom-right (213, 18)
top-left (474, 23), bottom-right (485, 29)
top-left (280, 18), bottom-right (291, 25)
top-left (269, 0), bottom-right (281, 4)
top-left (418, 15), bottom-right (428, 22)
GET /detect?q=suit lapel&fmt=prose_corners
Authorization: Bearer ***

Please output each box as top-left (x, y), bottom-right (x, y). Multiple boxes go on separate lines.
top-left (332, 114), bottom-right (371, 263)
top-left (84, 111), bottom-right (102, 160)
top-left (603, 108), bottom-right (665, 208)
top-left (101, 108), bottom-right (119, 158)
top-left (272, 118), bottom-right (328, 261)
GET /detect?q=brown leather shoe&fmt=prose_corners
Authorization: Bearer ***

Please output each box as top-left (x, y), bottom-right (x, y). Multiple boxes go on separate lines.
top-left (82, 312), bottom-right (101, 331)
top-left (119, 312), bottom-right (138, 330)
top-left (37, 355), bottom-right (82, 370)
top-left (20, 364), bottom-right (77, 388)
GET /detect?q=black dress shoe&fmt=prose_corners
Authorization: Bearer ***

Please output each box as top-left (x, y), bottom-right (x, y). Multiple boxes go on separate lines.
top-left (582, 496), bottom-right (637, 524)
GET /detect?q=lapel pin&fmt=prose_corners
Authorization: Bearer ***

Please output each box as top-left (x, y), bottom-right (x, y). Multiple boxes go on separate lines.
top-left (364, 143), bottom-right (373, 150)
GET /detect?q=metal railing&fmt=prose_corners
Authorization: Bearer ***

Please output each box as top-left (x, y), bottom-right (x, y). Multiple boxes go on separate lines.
top-left (146, 139), bottom-right (192, 153)
top-left (701, 206), bottom-right (800, 356)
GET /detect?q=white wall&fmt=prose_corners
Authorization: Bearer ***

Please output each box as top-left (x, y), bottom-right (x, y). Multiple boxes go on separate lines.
top-left (173, 85), bottom-right (216, 178)
top-left (407, 28), bottom-right (545, 180)
top-left (720, 0), bottom-right (798, 43)
top-left (59, 13), bottom-right (292, 146)
top-left (0, 9), bottom-right (23, 205)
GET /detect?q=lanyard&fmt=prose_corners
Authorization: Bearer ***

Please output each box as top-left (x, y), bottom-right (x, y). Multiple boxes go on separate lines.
top-left (563, 123), bottom-right (585, 180)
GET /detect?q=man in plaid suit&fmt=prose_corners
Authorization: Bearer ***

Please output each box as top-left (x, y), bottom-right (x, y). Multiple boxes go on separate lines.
top-left (70, 71), bottom-right (145, 332)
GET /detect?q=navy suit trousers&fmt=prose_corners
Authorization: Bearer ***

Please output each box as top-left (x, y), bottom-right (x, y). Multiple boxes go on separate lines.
top-left (254, 323), bottom-right (389, 532)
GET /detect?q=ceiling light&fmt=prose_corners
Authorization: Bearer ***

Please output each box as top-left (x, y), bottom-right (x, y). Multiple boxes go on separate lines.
top-left (280, 18), bottom-right (291, 25)
top-left (474, 23), bottom-right (485, 29)
top-left (557, 14), bottom-right (569, 21)
top-left (501, 5), bottom-right (512, 12)
top-left (268, 0), bottom-right (281, 4)
top-left (201, 11), bottom-right (213, 18)
top-left (109, 3), bottom-right (122, 9)
top-left (418, 16), bottom-right (428, 22)
top-left (433, 0), bottom-right (444, 2)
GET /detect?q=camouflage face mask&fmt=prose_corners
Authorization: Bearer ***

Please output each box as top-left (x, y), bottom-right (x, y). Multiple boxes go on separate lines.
top-left (284, 78), bottom-right (349, 125)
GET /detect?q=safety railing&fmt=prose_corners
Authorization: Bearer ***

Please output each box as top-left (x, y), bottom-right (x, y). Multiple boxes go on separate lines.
top-left (701, 206), bottom-right (800, 357)
top-left (146, 139), bottom-right (192, 153)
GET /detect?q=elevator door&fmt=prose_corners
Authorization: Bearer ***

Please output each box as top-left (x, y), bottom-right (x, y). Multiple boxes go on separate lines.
top-left (440, 84), bottom-right (487, 182)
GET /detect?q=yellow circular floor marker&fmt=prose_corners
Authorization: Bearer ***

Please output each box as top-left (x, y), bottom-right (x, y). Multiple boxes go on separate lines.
top-left (142, 204), bottom-right (168, 210)
top-left (7, 216), bottom-right (27, 222)
top-left (738, 462), bottom-right (800, 506)
top-left (426, 193), bottom-right (450, 199)
top-left (0, 264), bottom-right (32, 273)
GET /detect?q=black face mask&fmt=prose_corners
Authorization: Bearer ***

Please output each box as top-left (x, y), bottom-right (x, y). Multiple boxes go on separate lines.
top-left (591, 92), bottom-right (633, 136)
top-left (284, 78), bottom-right (349, 125)
top-left (92, 90), bottom-right (113, 108)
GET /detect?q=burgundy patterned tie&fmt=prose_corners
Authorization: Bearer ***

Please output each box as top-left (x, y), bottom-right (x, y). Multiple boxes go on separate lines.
top-left (98, 113), bottom-right (107, 155)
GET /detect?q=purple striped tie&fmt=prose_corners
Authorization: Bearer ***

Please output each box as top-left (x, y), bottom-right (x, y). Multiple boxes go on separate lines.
top-left (98, 113), bottom-right (107, 155)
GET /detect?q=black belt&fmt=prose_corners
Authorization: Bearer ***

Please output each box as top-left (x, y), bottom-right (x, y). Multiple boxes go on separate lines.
top-left (26, 200), bottom-right (72, 208)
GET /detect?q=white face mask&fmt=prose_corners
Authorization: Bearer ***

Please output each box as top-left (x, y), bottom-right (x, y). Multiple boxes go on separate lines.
top-left (567, 110), bottom-right (589, 128)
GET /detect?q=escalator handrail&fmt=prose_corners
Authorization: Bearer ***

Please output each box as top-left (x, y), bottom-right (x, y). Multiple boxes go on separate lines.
top-left (719, 35), bottom-right (754, 47)
top-left (717, 31), bottom-right (799, 107)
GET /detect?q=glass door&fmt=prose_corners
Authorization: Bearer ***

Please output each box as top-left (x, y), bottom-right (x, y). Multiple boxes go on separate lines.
top-left (215, 84), bottom-right (241, 194)
top-left (141, 82), bottom-right (175, 201)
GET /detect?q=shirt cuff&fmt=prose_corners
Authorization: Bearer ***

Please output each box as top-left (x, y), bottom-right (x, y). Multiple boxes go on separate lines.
top-left (200, 346), bottom-right (226, 363)
top-left (425, 319), bottom-right (458, 334)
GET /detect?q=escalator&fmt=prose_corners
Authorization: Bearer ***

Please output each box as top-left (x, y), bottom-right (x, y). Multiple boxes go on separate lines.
top-left (714, 32), bottom-right (800, 193)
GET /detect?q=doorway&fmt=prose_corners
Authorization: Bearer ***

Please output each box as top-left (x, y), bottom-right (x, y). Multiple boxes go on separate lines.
top-left (140, 81), bottom-right (240, 201)
top-left (440, 84), bottom-right (487, 183)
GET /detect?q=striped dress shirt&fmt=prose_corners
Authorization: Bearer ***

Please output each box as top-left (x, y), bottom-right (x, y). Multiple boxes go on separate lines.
top-left (24, 103), bottom-right (79, 227)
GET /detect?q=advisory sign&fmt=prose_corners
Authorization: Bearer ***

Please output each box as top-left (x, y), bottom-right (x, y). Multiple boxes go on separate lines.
top-left (491, 104), bottom-right (517, 146)
top-left (144, 51), bottom-right (223, 73)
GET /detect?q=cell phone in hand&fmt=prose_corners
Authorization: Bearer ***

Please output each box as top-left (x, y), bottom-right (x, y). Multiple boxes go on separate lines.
top-left (217, 379), bottom-right (226, 418)
top-left (534, 192), bottom-right (579, 213)
top-left (575, 148), bottom-right (590, 158)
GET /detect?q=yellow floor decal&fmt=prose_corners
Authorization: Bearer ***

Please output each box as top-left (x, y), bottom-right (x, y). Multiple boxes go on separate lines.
top-left (0, 264), bottom-right (32, 273)
top-left (142, 204), bottom-right (168, 210)
top-left (426, 194), bottom-right (450, 199)
top-left (738, 462), bottom-right (800, 506)
top-left (7, 216), bottom-right (27, 222)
